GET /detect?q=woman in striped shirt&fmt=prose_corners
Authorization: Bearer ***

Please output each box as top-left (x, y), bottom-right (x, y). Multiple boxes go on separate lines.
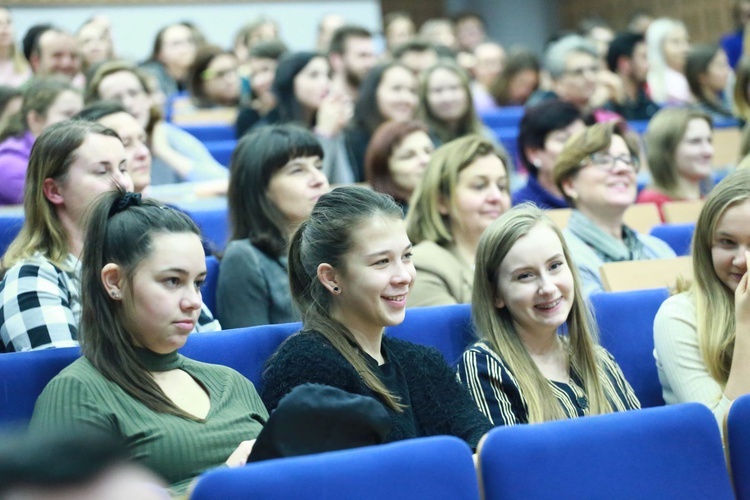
top-left (457, 204), bottom-right (639, 425)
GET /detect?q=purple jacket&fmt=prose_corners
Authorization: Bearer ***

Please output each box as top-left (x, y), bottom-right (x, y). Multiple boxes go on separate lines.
top-left (0, 131), bottom-right (34, 205)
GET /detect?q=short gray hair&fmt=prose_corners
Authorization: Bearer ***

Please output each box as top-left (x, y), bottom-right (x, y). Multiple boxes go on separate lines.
top-left (544, 34), bottom-right (598, 80)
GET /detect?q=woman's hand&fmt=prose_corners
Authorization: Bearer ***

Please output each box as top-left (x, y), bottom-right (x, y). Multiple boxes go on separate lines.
top-left (315, 91), bottom-right (352, 138)
top-left (735, 252), bottom-right (750, 329)
top-left (225, 439), bottom-right (257, 467)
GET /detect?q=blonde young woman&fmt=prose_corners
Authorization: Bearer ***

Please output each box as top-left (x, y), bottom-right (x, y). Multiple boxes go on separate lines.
top-left (639, 107), bottom-right (714, 220)
top-left (0, 7), bottom-right (31, 88)
top-left (654, 169), bottom-right (750, 427)
top-left (406, 134), bottom-right (511, 307)
top-left (457, 205), bottom-right (639, 425)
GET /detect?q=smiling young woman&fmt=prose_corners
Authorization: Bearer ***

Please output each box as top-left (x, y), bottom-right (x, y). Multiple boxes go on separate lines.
top-left (261, 186), bottom-right (492, 448)
top-left (458, 204), bottom-right (639, 425)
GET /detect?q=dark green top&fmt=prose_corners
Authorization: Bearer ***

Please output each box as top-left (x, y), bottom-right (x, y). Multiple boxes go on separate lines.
top-left (30, 354), bottom-right (268, 495)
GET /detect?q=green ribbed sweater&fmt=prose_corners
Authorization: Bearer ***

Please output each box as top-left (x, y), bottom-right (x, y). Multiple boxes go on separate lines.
top-left (30, 356), bottom-right (268, 495)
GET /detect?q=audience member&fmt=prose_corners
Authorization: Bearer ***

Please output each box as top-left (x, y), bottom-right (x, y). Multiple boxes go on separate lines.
top-left (233, 16), bottom-right (280, 63)
top-left (187, 46), bottom-right (240, 109)
top-left (392, 39), bottom-right (439, 77)
top-left (553, 121), bottom-right (675, 297)
top-left (640, 108), bottom-right (714, 218)
top-left (490, 49), bottom-right (541, 107)
top-left (419, 19), bottom-right (457, 53)
top-left (86, 61), bottom-right (228, 186)
top-left (0, 85), bottom-right (21, 129)
top-left (328, 25), bottom-right (377, 102)
top-left (24, 26), bottom-right (81, 83)
top-left (646, 18), bottom-right (691, 105)
top-left (0, 121), bottom-right (133, 352)
top-left (453, 11), bottom-right (487, 53)
top-left (527, 35), bottom-right (599, 111)
top-left (406, 135), bottom-right (511, 307)
top-left (685, 44), bottom-right (734, 120)
top-left (604, 31), bottom-right (659, 120)
top-left (734, 56), bottom-right (750, 121)
top-left (627, 10), bottom-right (653, 35)
top-left (514, 100), bottom-right (584, 209)
top-left (458, 204), bottom-right (639, 425)
top-left (419, 60), bottom-right (492, 146)
top-left (654, 169), bottom-right (750, 427)
top-left (140, 23), bottom-right (198, 96)
top-left (365, 120), bottom-right (433, 210)
top-left (315, 13), bottom-right (346, 53)
top-left (579, 16), bottom-right (615, 64)
top-left (720, 0), bottom-right (750, 68)
top-left (30, 190), bottom-right (266, 496)
top-left (341, 62), bottom-right (419, 182)
top-left (262, 186), bottom-right (493, 448)
top-left (0, 77), bottom-right (82, 205)
top-left (235, 39), bottom-right (288, 137)
top-left (219, 125), bottom-right (329, 329)
top-left (0, 7), bottom-right (31, 87)
top-left (383, 12), bottom-right (415, 55)
top-left (471, 41), bottom-right (506, 112)
top-left (76, 17), bottom-right (114, 75)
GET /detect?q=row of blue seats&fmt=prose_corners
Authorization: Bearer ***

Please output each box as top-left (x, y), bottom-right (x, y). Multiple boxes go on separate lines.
top-left (192, 401), bottom-right (748, 499)
top-left (0, 288), bottom-right (667, 427)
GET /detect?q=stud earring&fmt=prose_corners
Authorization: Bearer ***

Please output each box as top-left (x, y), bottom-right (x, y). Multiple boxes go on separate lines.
top-left (333, 286), bottom-right (340, 293)
top-left (110, 290), bottom-right (120, 299)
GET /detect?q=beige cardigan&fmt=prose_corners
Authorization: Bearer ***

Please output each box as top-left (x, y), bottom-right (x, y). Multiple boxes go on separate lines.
top-left (408, 241), bottom-right (473, 307)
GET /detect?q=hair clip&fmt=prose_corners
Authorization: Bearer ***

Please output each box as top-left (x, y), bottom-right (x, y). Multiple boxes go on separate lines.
top-left (108, 192), bottom-right (142, 218)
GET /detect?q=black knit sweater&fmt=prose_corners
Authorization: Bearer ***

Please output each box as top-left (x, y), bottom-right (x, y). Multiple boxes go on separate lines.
top-left (261, 330), bottom-right (492, 449)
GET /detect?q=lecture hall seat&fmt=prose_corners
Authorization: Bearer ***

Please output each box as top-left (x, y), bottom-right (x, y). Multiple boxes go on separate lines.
top-left (725, 394), bottom-right (750, 499)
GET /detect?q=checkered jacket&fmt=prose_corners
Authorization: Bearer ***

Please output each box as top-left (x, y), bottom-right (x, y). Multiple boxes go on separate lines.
top-left (0, 253), bottom-right (220, 353)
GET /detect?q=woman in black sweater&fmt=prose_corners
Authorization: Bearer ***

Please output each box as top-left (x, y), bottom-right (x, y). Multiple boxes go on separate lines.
top-left (261, 186), bottom-right (491, 448)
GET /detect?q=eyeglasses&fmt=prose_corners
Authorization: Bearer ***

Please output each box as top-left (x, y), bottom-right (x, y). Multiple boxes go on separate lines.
top-left (586, 153), bottom-right (640, 173)
top-left (201, 67), bottom-right (237, 81)
top-left (564, 65), bottom-right (599, 77)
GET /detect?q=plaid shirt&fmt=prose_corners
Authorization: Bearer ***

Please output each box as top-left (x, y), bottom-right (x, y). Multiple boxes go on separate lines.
top-left (0, 253), bottom-right (220, 353)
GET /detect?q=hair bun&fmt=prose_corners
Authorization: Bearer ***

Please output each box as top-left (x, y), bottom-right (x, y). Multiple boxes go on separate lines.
top-left (108, 192), bottom-right (142, 218)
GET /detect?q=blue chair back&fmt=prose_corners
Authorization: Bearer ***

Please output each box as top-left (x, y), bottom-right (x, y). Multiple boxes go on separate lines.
top-left (590, 288), bottom-right (669, 408)
top-left (650, 223), bottom-right (695, 256)
top-left (479, 106), bottom-right (525, 129)
top-left (179, 124), bottom-right (235, 142)
top-left (204, 139), bottom-right (237, 167)
top-left (0, 347), bottom-right (80, 428)
top-left (186, 206), bottom-right (228, 252)
top-left (726, 394), bottom-right (750, 499)
top-left (479, 403), bottom-right (733, 500)
top-left (191, 436), bottom-right (479, 500)
top-left (201, 256), bottom-right (220, 315)
top-left (386, 304), bottom-right (474, 365)
top-left (0, 214), bottom-right (23, 257)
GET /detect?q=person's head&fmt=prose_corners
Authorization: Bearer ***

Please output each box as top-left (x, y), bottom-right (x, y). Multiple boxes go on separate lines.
top-left (407, 135), bottom-right (511, 248)
top-left (734, 0), bottom-right (750, 30)
top-left (453, 11), bottom-right (486, 52)
top-left (76, 18), bottom-right (114, 71)
top-left (518, 99), bottom-right (584, 180)
top-left (233, 17), bottom-right (279, 61)
top-left (392, 39), bottom-right (439, 77)
top-left (578, 16), bottom-right (614, 61)
top-left (644, 108), bottom-right (713, 198)
top-left (86, 61), bottom-right (157, 133)
top-left (287, 186), bottom-right (411, 411)
top-left (22, 24), bottom-right (52, 65)
top-left (646, 18), bottom-right (689, 73)
top-left (2, 121), bottom-right (132, 271)
top-left (353, 62), bottom-right (418, 133)
top-left (0, 76), bottom-right (82, 142)
top-left (735, 57), bottom-right (750, 119)
top-left (419, 60), bottom-right (480, 143)
top-left (150, 22), bottom-right (197, 75)
top-left (383, 12), bottom-right (415, 52)
top-left (188, 46), bottom-right (240, 108)
top-left (28, 27), bottom-right (80, 80)
top-left (419, 18), bottom-right (456, 50)
top-left (685, 44), bottom-right (731, 104)
top-left (472, 41), bottom-right (506, 89)
top-left (75, 100), bottom-right (152, 194)
top-left (553, 121), bottom-right (640, 218)
top-left (247, 39), bottom-right (288, 98)
top-left (365, 120), bottom-right (433, 204)
top-left (316, 13), bottom-right (346, 53)
top-left (328, 25), bottom-right (376, 89)
top-left (490, 49), bottom-right (540, 106)
top-left (80, 190), bottom-right (205, 420)
top-left (0, 85), bottom-right (22, 129)
top-left (0, 430), bottom-right (165, 499)
top-left (0, 7), bottom-right (16, 54)
top-left (544, 35), bottom-right (599, 108)
top-left (689, 169), bottom-right (750, 385)
top-left (606, 32), bottom-right (649, 84)
top-left (273, 52), bottom-right (331, 126)
top-left (471, 204), bottom-right (609, 422)
top-left (627, 10), bottom-right (653, 35)
top-left (229, 124), bottom-right (328, 257)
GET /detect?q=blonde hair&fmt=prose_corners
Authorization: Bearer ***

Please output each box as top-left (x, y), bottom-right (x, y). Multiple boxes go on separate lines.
top-left (406, 134), bottom-right (509, 246)
top-left (689, 169), bottom-right (750, 385)
top-left (472, 204), bottom-right (611, 422)
top-left (644, 107), bottom-right (712, 199)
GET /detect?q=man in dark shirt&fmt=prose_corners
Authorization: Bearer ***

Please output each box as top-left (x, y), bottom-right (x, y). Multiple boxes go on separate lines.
top-left (604, 32), bottom-right (659, 121)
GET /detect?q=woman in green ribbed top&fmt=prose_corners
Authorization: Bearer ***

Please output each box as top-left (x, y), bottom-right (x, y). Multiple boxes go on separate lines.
top-left (31, 190), bottom-right (268, 495)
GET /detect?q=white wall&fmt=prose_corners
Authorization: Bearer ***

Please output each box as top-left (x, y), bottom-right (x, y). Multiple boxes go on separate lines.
top-left (10, 1), bottom-right (381, 63)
